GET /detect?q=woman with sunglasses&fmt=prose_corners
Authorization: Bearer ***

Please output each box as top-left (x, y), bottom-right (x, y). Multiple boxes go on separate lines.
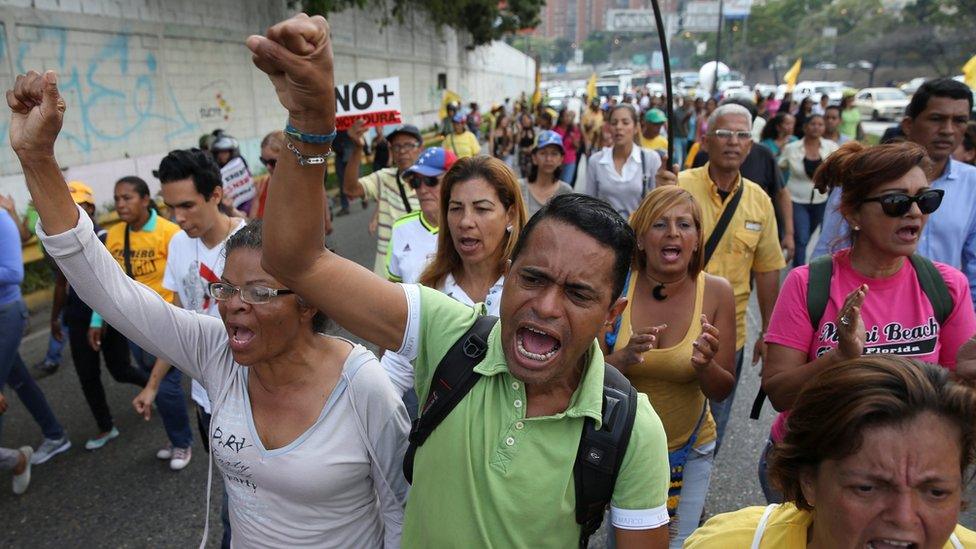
top-left (520, 130), bottom-right (572, 216)
top-left (252, 131), bottom-right (333, 235)
top-left (759, 141), bottom-right (976, 503)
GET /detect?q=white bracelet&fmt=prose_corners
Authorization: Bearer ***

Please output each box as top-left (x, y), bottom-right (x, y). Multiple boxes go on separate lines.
top-left (285, 139), bottom-right (332, 166)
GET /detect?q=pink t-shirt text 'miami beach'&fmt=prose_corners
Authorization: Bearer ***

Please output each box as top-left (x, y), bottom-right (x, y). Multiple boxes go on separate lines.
top-left (766, 249), bottom-right (976, 441)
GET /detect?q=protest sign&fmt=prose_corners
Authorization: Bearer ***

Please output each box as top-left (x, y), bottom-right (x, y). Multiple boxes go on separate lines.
top-left (335, 77), bottom-right (402, 131)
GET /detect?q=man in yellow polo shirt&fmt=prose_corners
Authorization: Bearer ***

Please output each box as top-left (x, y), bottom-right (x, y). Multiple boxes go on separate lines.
top-left (678, 103), bottom-right (785, 451)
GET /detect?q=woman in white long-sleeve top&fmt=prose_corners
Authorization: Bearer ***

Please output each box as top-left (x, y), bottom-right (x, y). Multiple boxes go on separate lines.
top-left (7, 70), bottom-right (408, 549)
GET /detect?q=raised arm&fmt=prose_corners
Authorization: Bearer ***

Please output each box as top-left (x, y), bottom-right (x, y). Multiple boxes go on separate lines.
top-left (248, 14), bottom-right (407, 352)
top-left (6, 70), bottom-right (226, 384)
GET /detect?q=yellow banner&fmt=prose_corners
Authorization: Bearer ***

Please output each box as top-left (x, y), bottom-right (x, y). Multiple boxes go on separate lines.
top-left (586, 73), bottom-right (597, 100)
top-left (439, 90), bottom-right (461, 120)
top-left (783, 58), bottom-right (802, 92)
top-left (963, 54), bottom-right (976, 90)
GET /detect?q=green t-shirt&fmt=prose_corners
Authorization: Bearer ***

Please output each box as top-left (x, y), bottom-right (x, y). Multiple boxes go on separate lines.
top-left (399, 284), bottom-right (670, 547)
top-left (840, 107), bottom-right (861, 139)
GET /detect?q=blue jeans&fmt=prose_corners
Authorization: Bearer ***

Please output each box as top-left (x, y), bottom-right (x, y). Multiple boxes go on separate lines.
top-left (402, 388), bottom-right (419, 422)
top-left (0, 299), bottom-right (65, 442)
top-left (670, 440), bottom-right (716, 548)
top-left (792, 201), bottom-right (827, 267)
top-left (708, 348), bottom-right (744, 455)
top-left (43, 313), bottom-right (67, 366)
top-left (758, 438), bottom-right (784, 504)
top-left (129, 341), bottom-right (193, 449)
top-left (672, 137), bottom-right (688, 169)
top-left (560, 162), bottom-right (577, 186)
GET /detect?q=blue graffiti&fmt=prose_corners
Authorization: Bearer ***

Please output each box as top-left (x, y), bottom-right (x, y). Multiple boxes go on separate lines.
top-left (3, 26), bottom-right (199, 158)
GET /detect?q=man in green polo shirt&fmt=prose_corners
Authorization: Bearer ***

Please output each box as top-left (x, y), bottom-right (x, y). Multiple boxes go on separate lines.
top-left (251, 14), bottom-right (669, 548)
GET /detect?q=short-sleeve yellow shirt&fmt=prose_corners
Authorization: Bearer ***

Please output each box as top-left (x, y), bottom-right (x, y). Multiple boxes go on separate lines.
top-left (443, 130), bottom-right (481, 158)
top-left (678, 164), bottom-right (785, 349)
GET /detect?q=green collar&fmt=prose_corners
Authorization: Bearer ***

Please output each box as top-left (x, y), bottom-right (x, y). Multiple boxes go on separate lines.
top-left (130, 209), bottom-right (159, 232)
top-left (473, 321), bottom-right (606, 428)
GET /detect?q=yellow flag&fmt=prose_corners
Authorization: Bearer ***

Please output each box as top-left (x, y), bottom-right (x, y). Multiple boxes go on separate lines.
top-left (586, 73), bottom-right (597, 100)
top-left (963, 54), bottom-right (976, 90)
top-left (439, 90), bottom-right (461, 120)
top-left (531, 63), bottom-right (543, 108)
top-left (783, 58), bottom-right (802, 92)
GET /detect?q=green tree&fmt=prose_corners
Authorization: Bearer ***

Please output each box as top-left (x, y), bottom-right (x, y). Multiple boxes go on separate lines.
top-left (302, 0), bottom-right (546, 45)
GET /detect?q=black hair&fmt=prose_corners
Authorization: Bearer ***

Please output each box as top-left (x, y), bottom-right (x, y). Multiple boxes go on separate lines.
top-left (825, 104), bottom-right (842, 115)
top-left (510, 193), bottom-right (635, 302)
top-left (224, 220), bottom-right (330, 334)
top-left (761, 112), bottom-right (790, 141)
top-left (720, 97), bottom-right (758, 121)
top-left (115, 176), bottom-right (157, 213)
top-left (906, 78), bottom-right (974, 118)
top-left (155, 148), bottom-right (222, 200)
top-left (803, 113), bottom-right (825, 126)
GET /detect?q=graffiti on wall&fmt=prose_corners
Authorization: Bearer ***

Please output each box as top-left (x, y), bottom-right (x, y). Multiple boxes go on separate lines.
top-left (0, 26), bottom-right (201, 166)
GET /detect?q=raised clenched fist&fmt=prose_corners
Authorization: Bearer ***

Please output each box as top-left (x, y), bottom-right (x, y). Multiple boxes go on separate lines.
top-left (6, 70), bottom-right (66, 160)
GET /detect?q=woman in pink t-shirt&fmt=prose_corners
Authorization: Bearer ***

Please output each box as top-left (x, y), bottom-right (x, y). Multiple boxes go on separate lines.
top-left (553, 108), bottom-right (582, 186)
top-left (759, 141), bottom-right (976, 502)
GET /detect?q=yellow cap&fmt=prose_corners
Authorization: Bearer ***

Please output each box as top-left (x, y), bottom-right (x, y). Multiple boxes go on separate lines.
top-left (67, 181), bottom-right (95, 206)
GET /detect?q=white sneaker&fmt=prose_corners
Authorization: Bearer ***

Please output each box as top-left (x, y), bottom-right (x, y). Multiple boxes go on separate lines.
top-left (12, 446), bottom-right (33, 495)
top-left (32, 435), bottom-right (71, 464)
top-left (169, 447), bottom-right (191, 471)
top-left (156, 443), bottom-right (173, 460)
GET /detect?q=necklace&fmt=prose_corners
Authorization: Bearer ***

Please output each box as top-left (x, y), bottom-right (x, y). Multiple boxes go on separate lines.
top-left (645, 272), bottom-right (688, 301)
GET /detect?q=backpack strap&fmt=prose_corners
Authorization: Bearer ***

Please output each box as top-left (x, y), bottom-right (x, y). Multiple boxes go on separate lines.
top-left (752, 254), bottom-right (833, 420)
top-left (702, 183), bottom-right (744, 268)
top-left (909, 254), bottom-right (953, 325)
top-left (574, 364), bottom-right (639, 548)
top-left (806, 254), bottom-right (835, 329)
top-left (402, 315), bottom-right (498, 483)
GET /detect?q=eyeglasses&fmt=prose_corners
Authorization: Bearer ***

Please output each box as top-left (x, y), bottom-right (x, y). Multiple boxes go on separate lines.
top-left (260, 157), bottom-right (277, 168)
top-left (861, 189), bottom-right (945, 217)
top-left (408, 175), bottom-right (440, 189)
top-left (710, 129), bottom-right (753, 141)
top-left (391, 143), bottom-right (420, 153)
top-left (208, 282), bottom-right (294, 305)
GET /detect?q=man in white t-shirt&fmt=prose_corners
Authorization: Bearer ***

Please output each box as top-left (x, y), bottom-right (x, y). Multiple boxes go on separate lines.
top-left (386, 147), bottom-right (457, 284)
top-left (134, 148), bottom-right (242, 545)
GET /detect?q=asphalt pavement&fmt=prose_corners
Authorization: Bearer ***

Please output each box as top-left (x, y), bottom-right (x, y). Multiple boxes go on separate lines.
top-left (1, 202), bottom-right (972, 548)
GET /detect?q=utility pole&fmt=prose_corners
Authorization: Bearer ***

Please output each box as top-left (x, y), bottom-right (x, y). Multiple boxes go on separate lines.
top-left (712, 0), bottom-right (725, 97)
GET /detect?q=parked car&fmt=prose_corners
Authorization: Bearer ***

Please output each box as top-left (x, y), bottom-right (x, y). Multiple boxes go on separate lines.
top-left (900, 77), bottom-right (930, 96)
top-left (855, 87), bottom-right (910, 120)
top-left (794, 81), bottom-right (846, 105)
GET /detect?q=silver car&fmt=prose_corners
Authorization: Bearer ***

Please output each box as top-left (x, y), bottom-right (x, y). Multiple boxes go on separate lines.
top-left (855, 87), bottom-right (910, 121)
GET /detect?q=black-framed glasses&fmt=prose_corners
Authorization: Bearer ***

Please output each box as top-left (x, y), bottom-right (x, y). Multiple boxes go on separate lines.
top-left (710, 129), bottom-right (752, 141)
top-left (260, 157), bottom-right (277, 168)
top-left (407, 174), bottom-right (440, 189)
top-left (390, 143), bottom-right (420, 153)
top-left (208, 282), bottom-right (294, 305)
top-left (861, 189), bottom-right (945, 217)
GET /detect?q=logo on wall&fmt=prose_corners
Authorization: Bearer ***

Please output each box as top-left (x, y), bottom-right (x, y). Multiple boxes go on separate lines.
top-left (200, 93), bottom-right (232, 121)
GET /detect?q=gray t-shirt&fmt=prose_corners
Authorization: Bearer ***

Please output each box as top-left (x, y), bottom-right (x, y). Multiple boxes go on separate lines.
top-left (40, 210), bottom-right (409, 548)
top-left (519, 179), bottom-right (574, 216)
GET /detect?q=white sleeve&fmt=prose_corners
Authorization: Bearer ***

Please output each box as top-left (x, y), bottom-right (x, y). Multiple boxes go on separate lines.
top-left (345, 350), bottom-right (410, 549)
top-left (38, 207), bottom-right (233, 393)
top-left (395, 283), bottom-right (422, 361)
top-left (162, 234), bottom-right (182, 293)
top-left (380, 351), bottom-right (415, 395)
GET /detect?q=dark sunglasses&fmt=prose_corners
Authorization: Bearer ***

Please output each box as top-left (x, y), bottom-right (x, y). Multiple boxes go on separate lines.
top-left (861, 189), bottom-right (944, 217)
top-left (260, 157), bottom-right (277, 168)
top-left (408, 175), bottom-right (440, 189)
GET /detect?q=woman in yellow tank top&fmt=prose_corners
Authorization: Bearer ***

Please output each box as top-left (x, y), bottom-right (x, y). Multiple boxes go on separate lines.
top-left (601, 186), bottom-right (736, 548)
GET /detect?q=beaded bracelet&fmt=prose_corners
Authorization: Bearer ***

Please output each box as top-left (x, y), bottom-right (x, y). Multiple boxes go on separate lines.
top-left (284, 123), bottom-right (338, 145)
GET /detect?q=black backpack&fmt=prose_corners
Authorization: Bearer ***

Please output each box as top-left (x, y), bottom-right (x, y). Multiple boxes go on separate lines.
top-left (750, 253), bottom-right (953, 419)
top-left (402, 315), bottom-right (639, 548)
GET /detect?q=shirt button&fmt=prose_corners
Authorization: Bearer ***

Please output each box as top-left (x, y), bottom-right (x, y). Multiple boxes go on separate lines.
top-left (505, 437), bottom-right (515, 446)
top-left (515, 421), bottom-right (524, 430)
top-left (511, 381), bottom-right (520, 390)
top-left (514, 399), bottom-right (523, 408)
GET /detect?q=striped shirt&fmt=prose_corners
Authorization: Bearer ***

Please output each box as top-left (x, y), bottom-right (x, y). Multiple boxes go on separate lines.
top-left (358, 167), bottom-right (421, 274)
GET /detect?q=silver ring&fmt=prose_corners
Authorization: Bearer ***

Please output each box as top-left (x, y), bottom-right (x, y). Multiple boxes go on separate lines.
top-left (840, 315), bottom-right (851, 326)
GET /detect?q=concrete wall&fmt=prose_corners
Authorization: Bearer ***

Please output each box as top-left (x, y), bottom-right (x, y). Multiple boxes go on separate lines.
top-left (0, 0), bottom-right (535, 211)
